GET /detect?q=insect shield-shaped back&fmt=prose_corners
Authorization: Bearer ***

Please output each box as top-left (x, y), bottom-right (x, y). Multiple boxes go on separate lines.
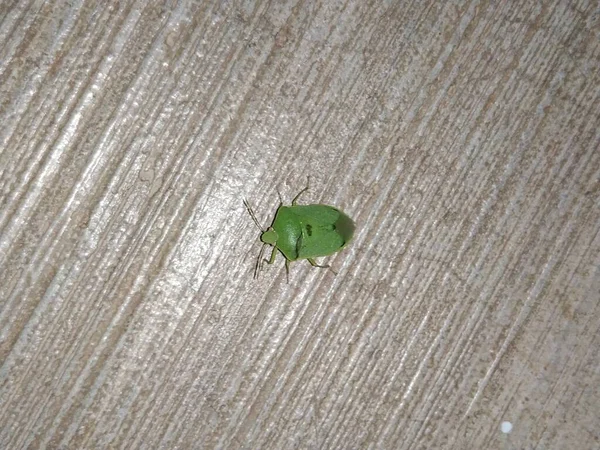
top-left (244, 180), bottom-right (355, 280)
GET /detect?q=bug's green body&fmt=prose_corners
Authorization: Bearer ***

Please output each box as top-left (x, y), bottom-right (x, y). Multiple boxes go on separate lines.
top-left (244, 179), bottom-right (355, 278)
top-left (266, 205), bottom-right (354, 261)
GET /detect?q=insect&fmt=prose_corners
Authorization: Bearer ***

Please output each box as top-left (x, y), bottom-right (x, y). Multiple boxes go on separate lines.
top-left (244, 178), bottom-right (355, 279)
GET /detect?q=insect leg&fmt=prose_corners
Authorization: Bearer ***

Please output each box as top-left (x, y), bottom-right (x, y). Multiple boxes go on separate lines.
top-left (264, 246), bottom-right (278, 265)
top-left (307, 258), bottom-right (338, 275)
top-left (307, 258), bottom-right (329, 268)
top-left (291, 176), bottom-right (311, 205)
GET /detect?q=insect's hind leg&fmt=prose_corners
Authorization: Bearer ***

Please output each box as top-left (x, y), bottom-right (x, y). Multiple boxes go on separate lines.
top-left (307, 258), bottom-right (338, 275)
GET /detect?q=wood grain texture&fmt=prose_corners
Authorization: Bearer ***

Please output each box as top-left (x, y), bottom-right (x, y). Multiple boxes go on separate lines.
top-left (1, 1), bottom-right (598, 449)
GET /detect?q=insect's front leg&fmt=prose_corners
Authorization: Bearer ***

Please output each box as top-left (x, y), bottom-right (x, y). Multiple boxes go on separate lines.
top-left (255, 245), bottom-right (278, 278)
top-left (265, 246), bottom-right (278, 265)
top-left (291, 177), bottom-right (311, 205)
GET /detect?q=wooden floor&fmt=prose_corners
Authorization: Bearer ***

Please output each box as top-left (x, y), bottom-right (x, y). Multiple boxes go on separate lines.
top-left (1, 1), bottom-right (598, 449)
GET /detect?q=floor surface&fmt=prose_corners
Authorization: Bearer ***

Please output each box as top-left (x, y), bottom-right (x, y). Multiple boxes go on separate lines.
top-left (1, 1), bottom-right (599, 449)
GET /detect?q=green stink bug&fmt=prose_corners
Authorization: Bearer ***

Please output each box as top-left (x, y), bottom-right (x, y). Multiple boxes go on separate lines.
top-left (244, 178), bottom-right (355, 279)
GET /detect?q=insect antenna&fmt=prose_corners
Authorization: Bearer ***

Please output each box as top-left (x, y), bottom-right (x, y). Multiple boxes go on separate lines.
top-left (254, 243), bottom-right (268, 278)
top-left (243, 199), bottom-right (265, 231)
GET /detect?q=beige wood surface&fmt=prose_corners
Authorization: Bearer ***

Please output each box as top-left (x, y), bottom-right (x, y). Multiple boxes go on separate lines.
top-left (1, 1), bottom-right (599, 449)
